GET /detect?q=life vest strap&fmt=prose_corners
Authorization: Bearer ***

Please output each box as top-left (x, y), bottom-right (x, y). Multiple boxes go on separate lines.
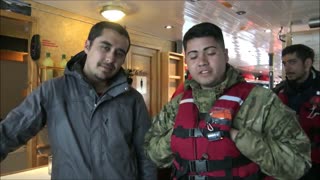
top-left (173, 126), bottom-right (204, 138)
top-left (173, 126), bottom-right (230, 141)
top-left (183, 171), bottom-right (265, 180)
top-left (175, 155), bottom-right (252, 173)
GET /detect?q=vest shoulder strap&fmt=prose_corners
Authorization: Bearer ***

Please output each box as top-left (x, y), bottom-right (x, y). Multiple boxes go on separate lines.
top-left (211, 82), bottom-right (256, 118)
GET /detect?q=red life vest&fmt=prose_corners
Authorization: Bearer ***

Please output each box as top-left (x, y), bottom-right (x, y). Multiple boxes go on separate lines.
top-left (171, 82), bottom-right (269, 180)
top-left (278, 90), bottom-right (320, 164)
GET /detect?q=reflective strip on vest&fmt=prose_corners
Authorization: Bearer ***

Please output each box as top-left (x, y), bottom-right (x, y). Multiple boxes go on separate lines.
top-left (180, 98), bottom-right (194, 104)
top-left (219, 95), bottom-right (244, 105)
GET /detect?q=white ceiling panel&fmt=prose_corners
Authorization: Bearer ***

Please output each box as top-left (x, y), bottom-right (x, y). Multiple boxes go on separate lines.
top-left (30, 0), bottom-right (320, 82)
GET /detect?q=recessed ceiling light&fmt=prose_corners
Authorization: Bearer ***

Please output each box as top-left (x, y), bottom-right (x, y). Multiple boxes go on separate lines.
top-left (240, 26), bottom-right (247, 30)
top-left (164, 25), bottom-right (173, 29)
top-left (220, 1), bottom-right (232, 8)
top-left (236, 11), bottom-right (246, 15)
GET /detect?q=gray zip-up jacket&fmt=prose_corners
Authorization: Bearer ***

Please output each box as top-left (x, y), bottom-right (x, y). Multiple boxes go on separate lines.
top-left (0, 51), bottom-right (157, 180)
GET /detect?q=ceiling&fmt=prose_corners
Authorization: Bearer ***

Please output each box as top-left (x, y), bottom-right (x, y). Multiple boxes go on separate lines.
top-left (32, 0), bottom-right (320, 82)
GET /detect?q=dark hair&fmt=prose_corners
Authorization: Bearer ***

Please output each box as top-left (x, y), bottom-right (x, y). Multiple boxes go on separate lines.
top-left (183, 22), bottom-right (225, 51)
top-left (87, 21), bottom-right (131, 53)
top-left (282, 44), bottom-right (314, 63)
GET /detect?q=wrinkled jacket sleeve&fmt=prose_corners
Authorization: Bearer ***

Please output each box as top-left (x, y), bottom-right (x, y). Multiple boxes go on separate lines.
top-left (0, 86), bottom-right (46, 161)
top-left (234, 87), bottom-right (311, 180)
top-left (133, 94), bottom-right (158, 180)
top-left (144, 96), bottom-right (180, 168)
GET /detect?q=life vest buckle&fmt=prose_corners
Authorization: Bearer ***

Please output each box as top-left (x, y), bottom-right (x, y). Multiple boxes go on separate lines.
top-left (189, 160), bottom-right (208, 173)
top-left (192, 128), bottom-right (204, 137)
top-left (187, 175), bottom-right (207, 180)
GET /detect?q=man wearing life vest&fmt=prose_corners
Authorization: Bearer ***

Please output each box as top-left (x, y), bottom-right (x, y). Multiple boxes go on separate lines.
top-left (145, 22), bottom-right (311, 180)
top-left (273, 44), bottom-right (320, 180)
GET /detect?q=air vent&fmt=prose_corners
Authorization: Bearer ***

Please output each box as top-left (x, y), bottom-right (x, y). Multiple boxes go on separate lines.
top-left (0, 35), bottom-right (28, 52)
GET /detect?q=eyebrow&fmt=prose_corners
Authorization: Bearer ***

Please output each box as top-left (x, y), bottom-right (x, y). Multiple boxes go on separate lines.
top-left (186, 45), bottom-right (217, 56)
top-left (204, 46), bottom-right (217, 51)
top-left (282, 58), bottom-right (296, 62)
top-left (100, 41), bottom-right (127, 54)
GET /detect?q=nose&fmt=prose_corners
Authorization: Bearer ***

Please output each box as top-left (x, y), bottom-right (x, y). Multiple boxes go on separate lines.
top-left (198, 53), bottom-right (208, 66)
top-left (104, 51), bottom-right (116, 63)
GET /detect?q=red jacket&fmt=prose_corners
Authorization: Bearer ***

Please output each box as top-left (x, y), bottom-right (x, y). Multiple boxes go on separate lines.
top-left (278, 91), bottom-right (320, 163)
top-left (274, 68), bottom-right (320, 164)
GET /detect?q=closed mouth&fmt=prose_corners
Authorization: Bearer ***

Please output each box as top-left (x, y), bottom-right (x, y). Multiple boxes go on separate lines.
top-left (99, 64), bottom-right (114, 71)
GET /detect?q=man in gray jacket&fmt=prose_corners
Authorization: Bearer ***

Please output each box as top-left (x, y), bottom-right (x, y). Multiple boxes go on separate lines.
top-left (0, 21), bottom-right (157, 180)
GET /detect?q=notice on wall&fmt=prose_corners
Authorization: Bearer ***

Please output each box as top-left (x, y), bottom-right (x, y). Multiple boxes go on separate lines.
top-left (42, 39), bottom-right (58, 48)
top-left (136, 76), bottom-right (147, 94)
top-left (292, 30), bottom-right (320, 71)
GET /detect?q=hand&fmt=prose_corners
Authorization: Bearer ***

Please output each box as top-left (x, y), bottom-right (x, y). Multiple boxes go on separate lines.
top-left (230, 128), bottom-right (239, 142)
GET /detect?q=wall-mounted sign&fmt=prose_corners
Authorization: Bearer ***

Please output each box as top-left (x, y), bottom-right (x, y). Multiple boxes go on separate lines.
top-left (136, 76), bottom-right (146, 94)
top-left (42, 39), bottom-right (58, 48)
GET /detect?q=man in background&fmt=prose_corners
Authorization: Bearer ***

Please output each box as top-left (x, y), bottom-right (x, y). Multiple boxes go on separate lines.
top-left (0, 21), bottom-right (157, 180)
top-left (273, 44), bottom-right (320, 180)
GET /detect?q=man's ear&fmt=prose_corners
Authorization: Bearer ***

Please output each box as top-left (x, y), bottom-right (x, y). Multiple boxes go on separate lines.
top-left (305, 58), bottom-right (313, 69)
top-left (84, 40), bottom-right (91, 53)
top-left (224, 48), bottom-right (229, 63)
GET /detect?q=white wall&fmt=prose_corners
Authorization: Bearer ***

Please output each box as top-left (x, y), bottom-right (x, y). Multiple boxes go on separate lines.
top-left (292, 29), bottom-right (320, 71)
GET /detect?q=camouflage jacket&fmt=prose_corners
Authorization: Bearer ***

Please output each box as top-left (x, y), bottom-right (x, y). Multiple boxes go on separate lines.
top-left (144, 65), bottom-right (311, 180)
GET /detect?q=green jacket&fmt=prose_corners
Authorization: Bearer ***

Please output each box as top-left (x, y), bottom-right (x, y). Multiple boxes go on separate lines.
top-left (145, 65), bottom-right (311, 180)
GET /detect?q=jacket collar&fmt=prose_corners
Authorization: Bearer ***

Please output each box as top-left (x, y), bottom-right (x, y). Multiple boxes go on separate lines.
top-left (284, 67), bottom-right (320, 95)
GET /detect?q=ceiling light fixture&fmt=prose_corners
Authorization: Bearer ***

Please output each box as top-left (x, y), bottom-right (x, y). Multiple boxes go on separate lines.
top-left (100, 5), bottom-right (126, 22)
top-left (164, 25), bottom-right (173, 29)
top-left (220, 1), bottom-right (233, 9)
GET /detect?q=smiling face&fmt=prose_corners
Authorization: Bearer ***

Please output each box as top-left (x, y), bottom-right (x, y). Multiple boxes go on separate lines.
top-left (185, 36), bottom-right (229, 89)
top-left (282, 52), bottom-right (312, 83)
top-left (83, 28), bottom-right (129, 83)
